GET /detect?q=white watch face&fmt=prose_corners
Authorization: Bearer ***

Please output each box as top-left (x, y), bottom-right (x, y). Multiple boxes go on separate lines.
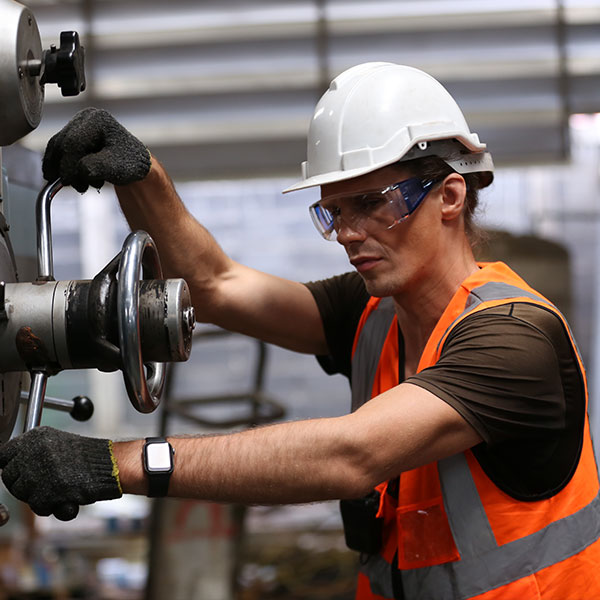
top-left (147, 442), bottom-right (172, 470)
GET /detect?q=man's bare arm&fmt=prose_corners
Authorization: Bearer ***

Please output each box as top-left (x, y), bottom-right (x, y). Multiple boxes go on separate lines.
top-left (113, 383), bottom-right (483, 504)
top-left (116, 157), bottom-right (327, 355)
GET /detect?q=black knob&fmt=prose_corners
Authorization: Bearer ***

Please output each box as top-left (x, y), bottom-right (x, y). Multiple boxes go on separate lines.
top-left (41, 32), bottom-right (86, 97)
top-left (70, 395), bottom-right (94, 421)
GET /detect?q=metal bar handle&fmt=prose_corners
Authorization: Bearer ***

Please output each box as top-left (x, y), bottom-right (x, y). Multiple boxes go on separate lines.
top-left (36, 178), bottom-right (63, 281)
top-left (23, 370), bottom-right (48, 432)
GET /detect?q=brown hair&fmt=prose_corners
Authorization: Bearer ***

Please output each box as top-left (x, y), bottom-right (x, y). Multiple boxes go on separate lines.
top-left (401, 156), bottom-right (488, 248)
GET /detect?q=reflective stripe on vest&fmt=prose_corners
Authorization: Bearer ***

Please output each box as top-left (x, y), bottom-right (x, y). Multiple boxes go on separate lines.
top-left (361, 464), bottom-right (600, 600)
top-left (351, 296), bottom-right (395, 412)
top-left (435, 280), bottom-right (583, 359)
top-left (353, 269), bottom-right (599, 599)
top-left (361, 553), bottom-right (396, 599)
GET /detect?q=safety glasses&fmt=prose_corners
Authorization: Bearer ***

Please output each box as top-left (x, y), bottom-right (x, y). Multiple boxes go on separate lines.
top-left (309, 177), bottom-right (441, 241)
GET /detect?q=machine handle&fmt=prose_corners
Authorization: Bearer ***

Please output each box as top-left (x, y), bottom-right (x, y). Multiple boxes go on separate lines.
top-left (23, 371), bottom-right (48, 432)
top-left (35, 178), bottom-right (62, 282)
top-left (20, 391), bottom-right (94, 422)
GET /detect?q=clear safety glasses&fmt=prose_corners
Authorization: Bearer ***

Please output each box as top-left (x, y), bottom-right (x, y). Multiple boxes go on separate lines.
top-left (309, 177), bottom-right (441, 241)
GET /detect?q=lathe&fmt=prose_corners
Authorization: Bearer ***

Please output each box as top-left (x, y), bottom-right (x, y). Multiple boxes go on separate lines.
top-left (0, 0), bottom-right (195, 522)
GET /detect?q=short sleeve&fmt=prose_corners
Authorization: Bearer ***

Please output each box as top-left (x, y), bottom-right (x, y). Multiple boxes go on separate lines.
top-left (304, 272), bottom-right (369, 378)
top-left (406, 303), bottom-right (585, 500)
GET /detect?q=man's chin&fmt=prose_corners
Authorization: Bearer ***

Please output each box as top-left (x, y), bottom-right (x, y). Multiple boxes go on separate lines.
top-left (361, 275), bottom-right (403, 298)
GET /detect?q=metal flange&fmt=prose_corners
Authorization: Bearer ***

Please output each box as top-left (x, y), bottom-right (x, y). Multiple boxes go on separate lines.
top-left (0, 0), bottom-right (44, 146)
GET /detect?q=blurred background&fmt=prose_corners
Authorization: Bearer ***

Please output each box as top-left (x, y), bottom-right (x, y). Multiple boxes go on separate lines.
top-left (1, 0), bottom-right (600, 598)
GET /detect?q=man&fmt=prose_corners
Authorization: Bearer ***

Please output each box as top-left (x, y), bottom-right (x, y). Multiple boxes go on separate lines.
top-left (1, 62), bottom-right (599, 599)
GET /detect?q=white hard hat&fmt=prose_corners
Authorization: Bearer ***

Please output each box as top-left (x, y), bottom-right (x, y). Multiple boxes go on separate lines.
top-left (283, 62), bottom-right (493, 193)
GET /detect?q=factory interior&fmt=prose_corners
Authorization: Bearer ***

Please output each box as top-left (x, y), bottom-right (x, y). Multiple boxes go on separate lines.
top-left (1, 0), bottom-right (600, 598)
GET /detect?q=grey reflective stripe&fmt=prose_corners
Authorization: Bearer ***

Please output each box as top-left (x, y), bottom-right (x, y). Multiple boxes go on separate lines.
top-left (401, 486), bottom-right (600, 600)
top-left (360, 555), bottom-right (395, 599)
top-left (438, 454), bottom-right (496, 559)
top-left (366, 460), bottom-right (600, 600)
top-left (436, 281), bottom-right (583, 359)
top-left (436, 281), bottom-right (549, 355)
top-left (466, 281), bottom-right (547, 307)
top-left (351, 297), bottom-right (395, 412)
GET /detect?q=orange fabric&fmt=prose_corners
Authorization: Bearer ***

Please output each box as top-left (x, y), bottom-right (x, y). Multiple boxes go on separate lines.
top-left (353, 261), bottom-right (600, 599)
top-left (469, 574), bottom-right (541, 600)
top-left (418, 262), bottom-right (546, 372)
top-left (467, 537), bottom-right (600, 600)
top-left (465, 425), bottom-right (599, 546)
top-left (393, 463), bottom-right (444, 506)
top-left (535, 537), bottom-right (600, 597)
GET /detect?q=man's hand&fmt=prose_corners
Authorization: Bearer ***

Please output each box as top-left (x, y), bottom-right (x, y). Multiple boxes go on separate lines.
top-left (42, 107), bottom-right (152, 193)
top-left (0, 426), bottom-right (122, 520)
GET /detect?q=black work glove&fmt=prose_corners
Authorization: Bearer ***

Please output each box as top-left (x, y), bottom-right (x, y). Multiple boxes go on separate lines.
top-left (42, 107), bottom-right (152, 193)
top-left (0, 426), bottom-right (122, 521)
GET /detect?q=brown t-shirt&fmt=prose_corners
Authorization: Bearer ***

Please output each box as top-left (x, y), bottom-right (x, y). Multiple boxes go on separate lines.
top-left (305, 271), bottom-right (585, 501)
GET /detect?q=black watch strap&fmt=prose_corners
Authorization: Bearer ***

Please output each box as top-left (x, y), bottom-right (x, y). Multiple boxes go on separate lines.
top-left (143, 437), bottom-right (174, 498)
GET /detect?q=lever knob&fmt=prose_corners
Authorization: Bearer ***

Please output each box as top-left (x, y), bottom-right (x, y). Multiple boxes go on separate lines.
top-left (69, 395), bottom-right (94, 422)
top-left (41, 31), bottom-right (86, 96)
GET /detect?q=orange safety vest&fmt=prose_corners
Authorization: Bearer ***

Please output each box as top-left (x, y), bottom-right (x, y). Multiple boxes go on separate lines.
top-left (350, 262), bottom-right (600, 600)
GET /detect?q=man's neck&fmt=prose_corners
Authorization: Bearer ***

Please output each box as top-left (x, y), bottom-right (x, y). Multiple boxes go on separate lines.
top-left (393, 253), bottom-right (479, 376)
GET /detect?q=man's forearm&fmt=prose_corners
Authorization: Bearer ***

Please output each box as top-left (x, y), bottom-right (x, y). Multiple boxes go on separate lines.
top-left (113, 417), bottom-right (374, 505)
top-left (114, 156), bottom-right (329, 354)
top-left (115, 156), bottom-right (232, 289)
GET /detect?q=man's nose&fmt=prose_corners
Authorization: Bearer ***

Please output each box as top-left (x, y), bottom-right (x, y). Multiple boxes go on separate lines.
top-left (336, 216), bottom-right (367, 245)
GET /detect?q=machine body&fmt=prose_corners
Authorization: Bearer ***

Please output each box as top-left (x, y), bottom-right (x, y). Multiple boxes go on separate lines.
top-left (0, 277), bottom-right (193, 373)
top-left (0, 0), bottom-right (196, 523)
top-left (0, 0), bottom-right (85, 145)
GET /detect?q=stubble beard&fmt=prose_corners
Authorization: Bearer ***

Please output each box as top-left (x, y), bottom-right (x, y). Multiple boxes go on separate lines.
top-left (359, 269), bottom-right (406, 299)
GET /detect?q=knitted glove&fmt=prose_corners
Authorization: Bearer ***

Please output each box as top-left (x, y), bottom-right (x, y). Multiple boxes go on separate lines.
top-left (0, 426), bottom-right (122, 521)
top-left (42, 107), bottom-right (152, 193)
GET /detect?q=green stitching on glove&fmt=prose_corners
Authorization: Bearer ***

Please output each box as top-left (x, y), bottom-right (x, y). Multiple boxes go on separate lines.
top-left (108, 439), bottom-right (123, 495)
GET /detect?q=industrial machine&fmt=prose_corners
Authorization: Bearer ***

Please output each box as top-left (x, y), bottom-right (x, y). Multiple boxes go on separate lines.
top-left (0, 0), bottom-right (195, 522)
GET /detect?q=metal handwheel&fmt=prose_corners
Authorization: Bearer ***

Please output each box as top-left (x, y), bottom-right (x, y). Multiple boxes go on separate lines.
top-left (118, 231), bottom-right (166, 413)
top-left (8, 179), bottom-right (194, 431)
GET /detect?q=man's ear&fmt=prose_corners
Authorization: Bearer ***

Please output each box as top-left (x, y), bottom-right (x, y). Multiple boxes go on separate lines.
top-left (439, 173), bottom-right (467, 222)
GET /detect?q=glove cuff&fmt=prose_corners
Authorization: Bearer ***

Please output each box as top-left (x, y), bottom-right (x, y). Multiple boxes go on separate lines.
top-left (79, 436), bottom-right (123, 502)
top-left (108, 440), bottom-right (124, 495)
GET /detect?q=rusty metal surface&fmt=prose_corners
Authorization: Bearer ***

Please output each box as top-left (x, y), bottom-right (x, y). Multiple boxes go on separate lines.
top-left (0, 228), bottom-right (22, 442)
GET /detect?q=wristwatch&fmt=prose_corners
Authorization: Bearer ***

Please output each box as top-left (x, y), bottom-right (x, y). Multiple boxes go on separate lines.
top-left (142, 437), bottom-right (175, 498)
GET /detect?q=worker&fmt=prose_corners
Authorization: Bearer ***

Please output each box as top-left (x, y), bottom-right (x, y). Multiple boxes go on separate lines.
top-left (1, 62), bottom-right (599, 599)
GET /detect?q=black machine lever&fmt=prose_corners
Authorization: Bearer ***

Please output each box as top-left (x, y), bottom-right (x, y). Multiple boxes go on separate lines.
top-left (19, 391), bottom-right (94, 423)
